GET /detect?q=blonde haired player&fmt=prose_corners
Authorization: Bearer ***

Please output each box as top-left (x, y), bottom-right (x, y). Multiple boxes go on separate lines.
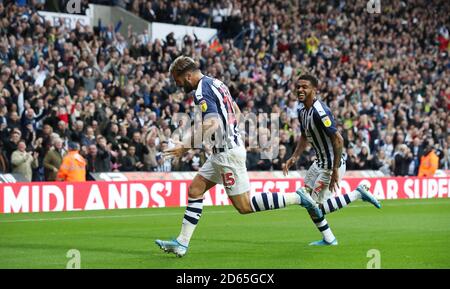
top-left (155, 56), bottom-right (321, 257)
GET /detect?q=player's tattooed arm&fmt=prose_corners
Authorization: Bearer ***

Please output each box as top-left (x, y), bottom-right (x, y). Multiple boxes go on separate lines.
top-left (330, 132), bottom-right (344, 170)
top-left (232, 101), bottom-right (241, 122)
top-left (329, 131), bottom-right (344, 192)
top-left (232, 102), bottom-right (246, 144)
top-left (202, 116), bottom-right (221, 150)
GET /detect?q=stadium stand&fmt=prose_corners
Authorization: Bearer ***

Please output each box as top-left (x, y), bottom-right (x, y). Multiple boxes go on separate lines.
top-left (0, 0), bottom-right (448, 181)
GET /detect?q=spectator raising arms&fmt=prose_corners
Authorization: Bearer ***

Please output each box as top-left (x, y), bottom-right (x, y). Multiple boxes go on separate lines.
top-left (0, 0), bottom-right (448, 180)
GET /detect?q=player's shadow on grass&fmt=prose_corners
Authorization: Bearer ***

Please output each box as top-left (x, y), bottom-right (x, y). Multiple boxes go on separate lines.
top-left (0, 243), bottom-right (150, 256)
top-left (194, 237), bottom-right (300, 246)
top-left (99, 233), bottom-right (155, 240)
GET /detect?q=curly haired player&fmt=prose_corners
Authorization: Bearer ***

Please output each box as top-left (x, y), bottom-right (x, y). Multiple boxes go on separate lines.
top-left (284, 74), bottom-right (382, 245)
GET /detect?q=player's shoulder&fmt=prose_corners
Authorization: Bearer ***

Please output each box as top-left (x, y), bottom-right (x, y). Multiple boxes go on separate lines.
top-left (200, 75), bottom-right (224, 89)
top-left (202, 75), bottom-right (214, 85)
top-left (297, 102), bottom-right (306, 114)
top-left (313, 99), bottom-right (335, 128)
top-left (210, 77), bottom-right (225, 89)
top-left (312, 99), bottom-right (331, 117)
top-left (195, 76), bottom-right (213, 100)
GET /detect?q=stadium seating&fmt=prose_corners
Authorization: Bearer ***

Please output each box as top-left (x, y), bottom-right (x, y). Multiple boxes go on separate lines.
top-left (0, 0), bottom-right (448, 181)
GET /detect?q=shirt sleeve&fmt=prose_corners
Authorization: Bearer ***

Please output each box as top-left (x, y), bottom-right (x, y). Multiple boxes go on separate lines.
top-left (314, 109), bottom-right (337, 137)
top-left (298, 109), bottom-right (305, 135)
top-left (195, 85), bottom-right (219, 120)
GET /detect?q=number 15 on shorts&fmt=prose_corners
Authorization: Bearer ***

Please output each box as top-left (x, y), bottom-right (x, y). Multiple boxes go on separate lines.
top-left (221, 173), bottom-right (235, 187)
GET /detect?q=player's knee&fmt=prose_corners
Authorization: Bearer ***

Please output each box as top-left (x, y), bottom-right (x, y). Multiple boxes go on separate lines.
top-left (188, 187), bottom-right (203, 199)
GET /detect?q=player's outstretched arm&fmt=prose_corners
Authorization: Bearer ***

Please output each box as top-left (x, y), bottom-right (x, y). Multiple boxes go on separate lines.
top-left (283, 133), bottom-right (308, 176)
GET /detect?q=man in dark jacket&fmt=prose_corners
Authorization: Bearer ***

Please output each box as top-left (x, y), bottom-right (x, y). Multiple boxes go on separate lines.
top-left (393, 145), bottom-right (413, 176)
top-left (86, 144), bottom-right (111, 179)
top-left (409, 137), bottom-right (424, 175)
top-left (3, 129), bottom-right (21, 163)
top-left (43, 137), bottom-right (67, 181)
top-left (130, 131), bottom-right (149, 162)
top-left (120, 145), bottom-right (145, 171)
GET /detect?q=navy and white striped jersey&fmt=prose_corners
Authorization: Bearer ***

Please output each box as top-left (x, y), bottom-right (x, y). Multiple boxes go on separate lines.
top-left (194, 76), bottom-right (242, 149)
top-left (298, 99), bottom-right (338, 170)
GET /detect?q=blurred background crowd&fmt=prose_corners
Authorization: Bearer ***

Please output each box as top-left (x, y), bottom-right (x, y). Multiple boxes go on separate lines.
top-left (0, 0), bottom-right (449, 181)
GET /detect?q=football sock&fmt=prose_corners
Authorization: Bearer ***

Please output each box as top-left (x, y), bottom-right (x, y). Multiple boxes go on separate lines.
top-left (310, 214), bottom-right (336, 243)
top-left (250, 192), bottom-right (296, 212)
top-left (321, 190), bottom-right (359, 214)
top-left (308, 190), bottom-right (360, 243)
top-left (176, 197), bottom-right (203, 247)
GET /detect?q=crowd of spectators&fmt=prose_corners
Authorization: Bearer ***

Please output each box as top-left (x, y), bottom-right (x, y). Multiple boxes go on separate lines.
top-left (0, 0), bottom-right (449, 181)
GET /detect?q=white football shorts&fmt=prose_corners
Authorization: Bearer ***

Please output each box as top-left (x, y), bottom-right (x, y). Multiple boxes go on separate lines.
top-left (304, 155), bottom-right (347, 204)
top-left (198, 145), bottom-right (250, 196)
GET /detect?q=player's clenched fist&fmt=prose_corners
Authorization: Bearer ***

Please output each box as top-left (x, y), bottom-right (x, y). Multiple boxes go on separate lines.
top-left (163, 145), bottom-right (189, 158)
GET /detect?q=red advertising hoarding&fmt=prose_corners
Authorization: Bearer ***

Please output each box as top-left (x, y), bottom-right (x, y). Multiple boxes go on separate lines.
top-left (0, 177), bottom-right (449, 213)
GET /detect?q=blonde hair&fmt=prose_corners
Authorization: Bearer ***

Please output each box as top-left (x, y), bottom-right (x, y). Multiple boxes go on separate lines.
top-left (169, 56), bottom-right (198, 76)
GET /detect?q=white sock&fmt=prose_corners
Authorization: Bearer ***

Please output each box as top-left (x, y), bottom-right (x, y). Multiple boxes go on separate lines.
top-left (312, 215), bottom-right (336, 243)
top-left (176, 197), bottom-right (203, 247)
top-left (284, 193), bottom-right (301, 206)
top-left (177, 222), bottom-right (196, 247)
top-left (322, 190), bottom-right (360, 214)
top-left (348, 190), bottom-right (360, 202)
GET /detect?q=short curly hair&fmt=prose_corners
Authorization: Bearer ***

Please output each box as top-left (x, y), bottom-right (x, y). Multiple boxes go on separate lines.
top-left (169, 56), bottom-right (199, 76)
top-left (298, 74), bottom-right (319, 88)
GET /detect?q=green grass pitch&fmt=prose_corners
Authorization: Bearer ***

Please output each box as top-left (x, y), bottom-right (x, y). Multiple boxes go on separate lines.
top-left (0, 198), bottom-right (449, 268)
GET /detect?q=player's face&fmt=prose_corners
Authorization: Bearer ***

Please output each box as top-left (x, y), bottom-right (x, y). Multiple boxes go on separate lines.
top-left (173, 72), bottom-right (195, 93)
top-left (296, 80), bottom-right (315, 103)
